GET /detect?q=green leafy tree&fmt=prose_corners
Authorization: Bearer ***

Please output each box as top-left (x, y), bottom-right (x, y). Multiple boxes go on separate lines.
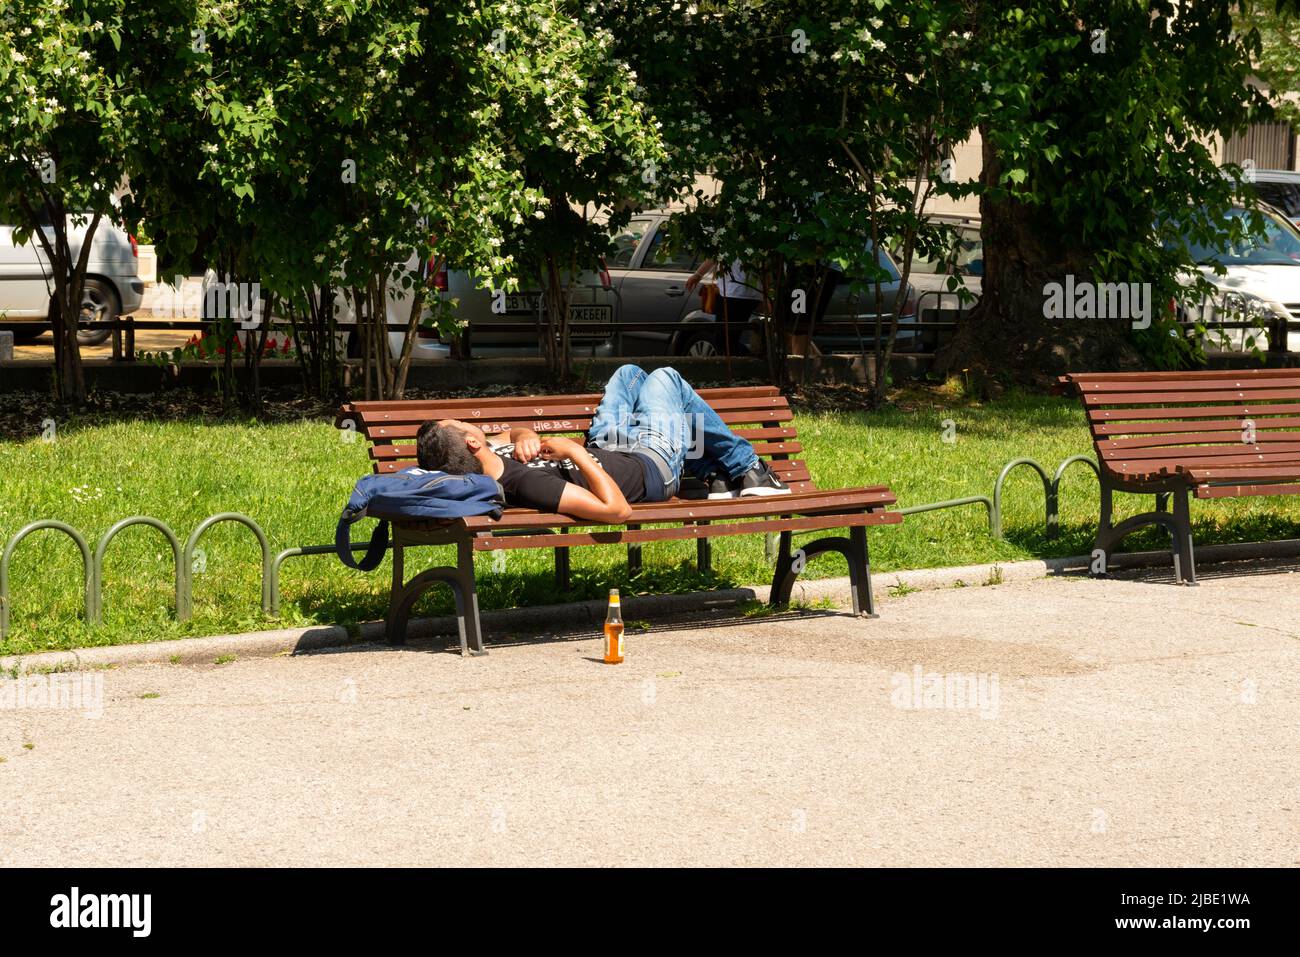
top-left (127, 0), bottom-right (669, 399)
top-left (0, 0), bottom-right (199, 403)
top-left (488, 3), bottom-right (674, 381)
top-left (1237, 1), bottom-right (1300, 127)
top-left (128, 0), bottom-right (540, 403)
top-left (938, 0), bottom-right (1283, 382)
top-left (599, 0), bottom-right (983, 401)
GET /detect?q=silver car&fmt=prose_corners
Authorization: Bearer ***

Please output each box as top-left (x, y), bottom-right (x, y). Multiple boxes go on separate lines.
top-left (1172, 203), bottom-right (1300, 352)
top-left (897, 214), bottom-right (983, 350)
top-left (0, 215), bottom-right (144, 346)
top-left (1241, 170), bottom-right (1300, 230)
top-left (605, 212), bottom-right (729, 356)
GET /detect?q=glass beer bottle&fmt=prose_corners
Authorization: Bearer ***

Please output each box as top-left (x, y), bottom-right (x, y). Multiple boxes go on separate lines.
top-left (604, 588), bottom-right (625, 664)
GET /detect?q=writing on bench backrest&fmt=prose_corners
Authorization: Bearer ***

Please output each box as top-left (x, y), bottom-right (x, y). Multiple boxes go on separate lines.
top-left (480, 420), bottom-right (577, 434)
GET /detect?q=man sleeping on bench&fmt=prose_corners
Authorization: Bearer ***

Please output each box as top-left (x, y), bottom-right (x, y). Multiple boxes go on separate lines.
top-left (416, 364), bottom-right (791, 523)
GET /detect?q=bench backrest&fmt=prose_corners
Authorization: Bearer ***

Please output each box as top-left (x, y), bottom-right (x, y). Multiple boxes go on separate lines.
top-left (337, 385), bottom-right (816, 493)
top-left (1060, 369), bottom-right (1300, 478)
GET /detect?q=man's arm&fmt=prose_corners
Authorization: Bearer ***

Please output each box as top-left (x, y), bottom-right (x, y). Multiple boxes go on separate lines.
top-left (507, 425), bottom-right (541, 462)
top-left (541, 437), bottom-right (632, 523)
top-left (685, 258), bottom-right (717, 293)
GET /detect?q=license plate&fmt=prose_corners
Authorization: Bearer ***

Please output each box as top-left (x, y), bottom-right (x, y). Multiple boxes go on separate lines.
top-left (502, 296), bottom-right (611, 324)
top-left (503, 294), bottom-right (537, 314)
top-left (570, 305), bottom-right (612, 323)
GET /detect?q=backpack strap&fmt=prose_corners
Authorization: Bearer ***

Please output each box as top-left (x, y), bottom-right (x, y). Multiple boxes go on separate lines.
top-left (335, 508), bottom-right (390, 572)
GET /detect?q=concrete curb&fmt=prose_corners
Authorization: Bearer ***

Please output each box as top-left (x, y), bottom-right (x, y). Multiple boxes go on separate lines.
top-left (5, 538), bottom-right (1298, 674)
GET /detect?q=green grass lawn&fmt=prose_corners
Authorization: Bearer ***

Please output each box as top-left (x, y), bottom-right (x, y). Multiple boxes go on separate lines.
top-left (4, 385), bottom-right (1300, 656)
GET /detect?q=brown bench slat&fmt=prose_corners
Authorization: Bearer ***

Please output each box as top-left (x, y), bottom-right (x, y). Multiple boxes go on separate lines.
top-left (337, 392), bottom-right (787, 428)
top-left (462, 488), bottom-right (895, 529)
top-left (1062, 369), bottom-right (1300, 384)
top-left (1099, 430), bottom-right (1300, 449)
top-left (366, 426), bottom-right (802, 457)
top-left (340, 385), bottom-right (779, 414)
top-left (1083, 388), bottom-right (1300, 405)
top-left (374, 462), bottom-right (811, 488)
top-left (1195, 482), bottom-right (1300, 499)
top-left (1093, 416), bottom-right (1300, 436)
top-left (372, 484), bottom-right (891, 530)
top-left (1088, 402), bottom-right (1300, 422)
top-left (1076, 376), bottom-right (1300, 394)
top-left (371, 464), bottom-right (819, 486)
top-left (363, 408), bottom-right (794, 440)
top-left (1183, 463), bottom-right (1300, 481)
top-left (476, 510), bottom-right (902, 551)
top-left (355, 394), bottom-right (789, 421)
top-left (1100, 441), bottom-right (1300, 463)
top-left (1111, 449), bottom-right (1300, 479)
top-left (1169, 451), bottom-right (1300, 469)
top-left (368, 438), bottom-right (805, 463)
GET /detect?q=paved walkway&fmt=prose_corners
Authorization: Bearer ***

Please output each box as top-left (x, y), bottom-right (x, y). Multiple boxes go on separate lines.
top-left (2, 569), bottom-right (1297, 866)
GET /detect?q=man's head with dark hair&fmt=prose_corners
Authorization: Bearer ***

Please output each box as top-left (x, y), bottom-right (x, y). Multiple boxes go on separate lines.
top-left (416, 420), bottom-right (485, 475)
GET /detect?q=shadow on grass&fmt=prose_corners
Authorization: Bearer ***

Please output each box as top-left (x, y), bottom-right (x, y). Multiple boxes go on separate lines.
top-left (817, 390), bottom-right (1085, 435)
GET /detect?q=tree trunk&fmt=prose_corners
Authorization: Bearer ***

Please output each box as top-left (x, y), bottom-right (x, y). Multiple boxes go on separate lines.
top-left (50, 286), bottom-right (86, 404)
top-left (935, 129), bottom-right (1139, 387)
top-left (393, 274), bottom-right (428, 398)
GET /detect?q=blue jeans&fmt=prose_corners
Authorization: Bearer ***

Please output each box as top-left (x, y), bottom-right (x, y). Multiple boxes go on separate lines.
top-left (586, 364), bottom-right (760, 494)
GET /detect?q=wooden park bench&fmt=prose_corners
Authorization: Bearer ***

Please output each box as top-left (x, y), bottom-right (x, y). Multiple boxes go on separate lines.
top-left (1059, 368), bottom-right (1300, 584)
top-left (336, 385), bottom-right (900, 655)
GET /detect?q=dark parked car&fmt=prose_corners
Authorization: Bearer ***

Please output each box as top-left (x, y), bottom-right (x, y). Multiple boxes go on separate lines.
top-left (609, 210), bottom-right (919, 356)
top-left (796, 249), bottom-right (920, 354)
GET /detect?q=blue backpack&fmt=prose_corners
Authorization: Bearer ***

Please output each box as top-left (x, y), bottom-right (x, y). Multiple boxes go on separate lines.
top-left (336, 467), bottom-right (504, 571)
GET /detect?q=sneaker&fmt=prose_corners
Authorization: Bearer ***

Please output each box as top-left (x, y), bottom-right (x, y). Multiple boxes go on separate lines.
top-left (707, 472), bottom-right (742, 500)
top-left (677, 475), bottom-right (710, 500)
top-left (738, 459), bottom-right (791, 496)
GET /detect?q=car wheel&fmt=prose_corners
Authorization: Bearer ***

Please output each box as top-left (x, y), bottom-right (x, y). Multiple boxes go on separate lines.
top-left (678, 332), bottom-right (720, 358)
top-left (75, 279), bottom-right (119, 347)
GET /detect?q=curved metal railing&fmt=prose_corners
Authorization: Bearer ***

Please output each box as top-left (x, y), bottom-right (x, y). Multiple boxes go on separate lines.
top-left (0, 455), bottom-right (1100, 641)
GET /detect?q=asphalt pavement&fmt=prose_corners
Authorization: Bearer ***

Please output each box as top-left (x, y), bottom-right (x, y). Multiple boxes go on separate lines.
top-left (2, 567), bottom-right (1297, 867)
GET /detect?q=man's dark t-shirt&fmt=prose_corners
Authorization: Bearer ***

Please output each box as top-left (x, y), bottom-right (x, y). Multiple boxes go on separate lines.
top-left (492, 443), bottom-right (656, 512)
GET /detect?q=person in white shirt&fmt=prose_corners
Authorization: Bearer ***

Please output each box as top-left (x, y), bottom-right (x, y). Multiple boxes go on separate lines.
top-left (685, 258), bottom-right (763, 329)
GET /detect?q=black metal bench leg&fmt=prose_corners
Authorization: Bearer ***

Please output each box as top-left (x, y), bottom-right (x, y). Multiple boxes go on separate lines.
top-left (627, 524), bottom-right (641, 575)
top-left (697, 534), bottom-right (712, 575)
top-left (770, 529), bottom-right (796, 607)
top-left (455, 539), bottom-right (486, 655)
top-left (1092, 477), bottom-right (1116, 577)
top-left (1172, 487), bottom-right (1198, 586)
top-left (386, 542), bottom-right (407, 645)
top-left (848, 525), bottom-right (878, 617)
top-left (386, 537), bottom-right (486, 657)
top-left (1093, 480), bottom-right (1197, 585)
top-left (770, 524), bottom-right (878, 619)
top-left (555, 529), bottom-right (570, 591)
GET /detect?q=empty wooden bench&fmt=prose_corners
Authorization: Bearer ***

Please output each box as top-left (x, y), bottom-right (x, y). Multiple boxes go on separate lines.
top-left (336, 385), bottom-right (900, 654)
top-left (1060, 368), bottom-right (1300, 584)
